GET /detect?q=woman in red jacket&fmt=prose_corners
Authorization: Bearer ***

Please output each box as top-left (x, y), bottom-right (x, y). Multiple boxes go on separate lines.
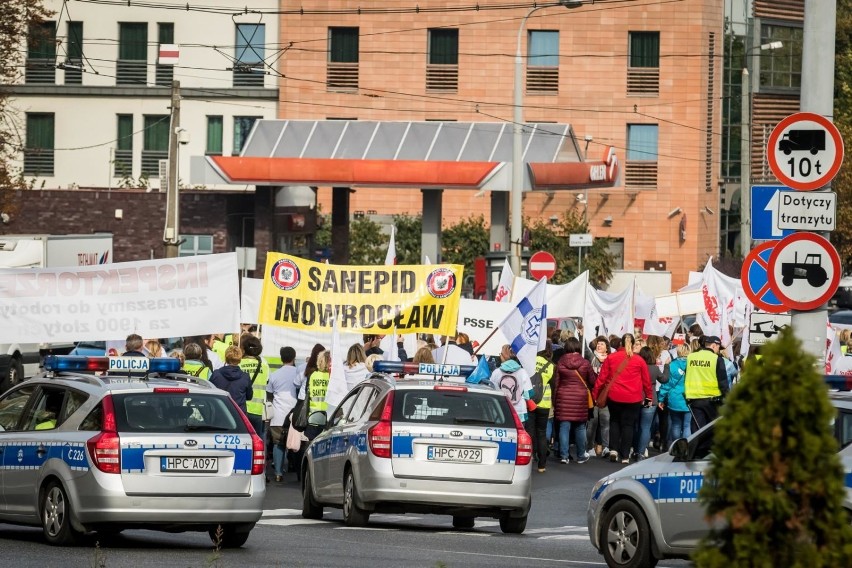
top-left (552, 337), bottom-right (596, 464)
top-left (592, 333), bottom-right (652, 464)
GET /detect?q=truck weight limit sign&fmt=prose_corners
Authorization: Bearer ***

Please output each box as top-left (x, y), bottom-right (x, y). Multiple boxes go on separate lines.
top-left (767, 112), bottom-right (844, 191)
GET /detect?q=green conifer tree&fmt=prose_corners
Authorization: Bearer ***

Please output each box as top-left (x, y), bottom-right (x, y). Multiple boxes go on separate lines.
top-left (693, 328), bottom-right (852, 567)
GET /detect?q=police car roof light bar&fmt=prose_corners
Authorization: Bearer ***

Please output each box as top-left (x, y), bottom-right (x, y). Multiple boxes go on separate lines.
top-left (43, 355), bottom-right (181, 374)
top-left (372, 361), bottom-right (477, 377)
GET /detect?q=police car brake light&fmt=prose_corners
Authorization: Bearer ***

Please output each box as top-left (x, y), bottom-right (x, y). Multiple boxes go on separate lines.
top-left (153, 387), bottom-right (189, 394)
top-left (434, 385), bottom-right (468, 392)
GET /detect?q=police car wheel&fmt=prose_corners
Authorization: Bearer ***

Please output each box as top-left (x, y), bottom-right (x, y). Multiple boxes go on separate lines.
top-left (499, 514), bottom-right (527, 534)
top-left (41, 481), bottom-right (80, 546)
top-left (452, 516), bottom-right (475, 529)
top-left (209, 523), bottom-right (253, 548)
top-left (343, 471), bottom-right (370, 527)
top-left (302, 469), bottom-right (324, 520)
top-left (600, 500), bottom-right (656, 568)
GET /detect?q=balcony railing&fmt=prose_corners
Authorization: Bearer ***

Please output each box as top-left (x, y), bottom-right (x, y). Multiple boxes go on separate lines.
top-left (627, 67), bottom-right (660, 96)
top-left (25, 58), bottom-right (56, 84)
top-left (233, 65), bottom-right (265, 87)
top-left (155, 65), bottom-right (174, 87)
top-left (141, 150), bottom-right (167, 177)
top-left (327, 62), bottom-right (359, 92)
top-left (116, 60), bottom-right (147, 85)
top-left (23, 149), bottom-right (54, 176)
top-left (624, 160), bottom-right (658, 190)
top-left (526, 66), bottom-right (559, 95)
top-left (114, 149), bottom-right (133, 178)
top-left (63, 59), bottom-right (82, 85)
top-left (426, 64), bottom-right (458, 92)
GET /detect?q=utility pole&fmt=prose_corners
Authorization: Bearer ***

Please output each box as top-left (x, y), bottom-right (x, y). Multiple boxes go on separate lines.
top-left (163, 81), bottom-right (181, 258)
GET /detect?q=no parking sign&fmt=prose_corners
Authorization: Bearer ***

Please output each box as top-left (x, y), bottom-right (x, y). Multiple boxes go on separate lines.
top-left (741, 241), bottom-right (787, 314)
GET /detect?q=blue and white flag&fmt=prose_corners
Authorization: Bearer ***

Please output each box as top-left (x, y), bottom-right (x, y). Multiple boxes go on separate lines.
top-left (498, 276), bottom-right (548, 375)
top-left (466, 354), bottom-right (493, 385)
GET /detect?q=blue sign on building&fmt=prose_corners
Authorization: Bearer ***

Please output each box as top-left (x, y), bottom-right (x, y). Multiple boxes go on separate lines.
top-left (751, 185), bottom-right (795, 241)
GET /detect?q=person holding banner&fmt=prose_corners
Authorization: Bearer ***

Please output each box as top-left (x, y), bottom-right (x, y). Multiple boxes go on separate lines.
top-left (586, 336), bottom-right (611, 458)
top-left (239, 335), bottom-right (271, 453)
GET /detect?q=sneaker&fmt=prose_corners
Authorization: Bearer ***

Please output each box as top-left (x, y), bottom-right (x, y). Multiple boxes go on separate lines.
top-left (594, 444), bottom-right (603, 457)
top-left (576, 453), bottom-right (590, 464)
top-left (537, 467), bottom-right (546, 473)
top-left (560, 458), bottom-right (568, 464)
top-left (609, 451), bottom-right (618, 463)
top-left (275, 475), bottom-right (283, 482)
top-left (620, 458), bottom-right (629, 464)
top-left (601, 447), bottom-right (611, 458)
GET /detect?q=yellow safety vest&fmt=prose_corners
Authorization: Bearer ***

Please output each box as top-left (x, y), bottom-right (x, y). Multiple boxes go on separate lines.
top-left (239, 356), bottom-right (270, 417)
top-left (212, 334), bottom-right (234, 361)
top-left (35, 419), bottom-right (56, 430)
top-left (534, 357), bottom-right (555, 409)
top-left (309, 371), bottom-right (330, 413)
top-left (684, 349), bottom-right (721, 399)
top-left (182, 360), bottom-right (211, 380)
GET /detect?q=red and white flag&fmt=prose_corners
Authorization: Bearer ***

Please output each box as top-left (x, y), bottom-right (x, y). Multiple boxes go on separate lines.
top-left (494, 257), bottom-right (514, 303)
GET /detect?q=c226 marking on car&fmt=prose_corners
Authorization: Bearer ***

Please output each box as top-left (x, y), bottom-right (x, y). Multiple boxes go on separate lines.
top-left (214, 434), bottom-right (241, 445)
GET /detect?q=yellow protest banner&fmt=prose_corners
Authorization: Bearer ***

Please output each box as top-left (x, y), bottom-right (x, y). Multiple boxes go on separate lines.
top-left (259, 254), bottom-right (464, 335)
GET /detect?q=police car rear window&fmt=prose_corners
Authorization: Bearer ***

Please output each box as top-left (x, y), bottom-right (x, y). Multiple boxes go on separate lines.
top-left (112, 393), bottom-right (249, 434)
top-left (392, 390), bottom-right (513, 428)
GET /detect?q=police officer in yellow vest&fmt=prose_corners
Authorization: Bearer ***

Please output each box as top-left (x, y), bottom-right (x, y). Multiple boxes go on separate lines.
top-left (684, 335), bottom-right (729, 431)
top-left (239, 335), bottom-right (270, 451)
top-left (181, 342), bottom-right (212, 380)
top-left (530, 342), bottom-right (555, 473)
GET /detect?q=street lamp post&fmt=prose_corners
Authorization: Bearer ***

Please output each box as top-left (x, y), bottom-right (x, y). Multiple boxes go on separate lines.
top-left (510, 0), bottom-right (582, 275)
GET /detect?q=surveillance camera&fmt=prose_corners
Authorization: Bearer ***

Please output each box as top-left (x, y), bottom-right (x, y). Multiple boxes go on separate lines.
top-left (176, 128), bottom-right (190, 145)
top-left (584, 134), bottom-right (593, 142)
top-left (0, 212), bottom-right (9, 224)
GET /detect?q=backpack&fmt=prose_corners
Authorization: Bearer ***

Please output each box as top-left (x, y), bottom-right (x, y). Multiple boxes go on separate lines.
top-left (529, 361), bottom-right (552, 404)
top-left (498, 374), bottom-right (522, 404)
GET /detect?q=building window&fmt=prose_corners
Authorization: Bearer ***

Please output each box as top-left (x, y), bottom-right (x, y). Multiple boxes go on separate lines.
top-left (26, 21), bottom-right (56, 84)
top-left (233, 23), bottom-right (265, 87)
top-left (327, 27), bottom-right (359, 91)
top-left (115, 114), bottom-right (133, 178)
top-left (426, 28), bottom-right (458, 92)
top-left (759, 23), bottom-right (803, 90)
top-left (526, 30), bottom-right (559, 94)
top-left (179, 235), bottom-right (214, 257)
top-left (118, 23), bottom-right (148, 85)
top-left (625, 124), bottom-right (658, 190)
top-left (627, 31), bottom-right (660, 95)
top-left (206, 116), bottom-right (223, 155)
top-left (24, 113), bottom-right (55, 176)
top-left (64, 21), bottom-right (83, 85)
top-left (155, 23), bottom-right (174, 87)
top-left (233, 116), bottom-right (261, 154)
top-left (141, 114), bottom-right (169, 176)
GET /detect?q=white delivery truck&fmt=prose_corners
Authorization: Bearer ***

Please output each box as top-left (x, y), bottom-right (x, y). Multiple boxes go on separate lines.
top-left (0, 233), bottom-right (114, 391)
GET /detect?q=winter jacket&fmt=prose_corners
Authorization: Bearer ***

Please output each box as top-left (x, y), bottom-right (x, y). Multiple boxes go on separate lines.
top-left (658, 356), bottom-right (689, 412)
top-left (553, 352), bottom-right (596, 422)
top-left (592, 348), bottom-right (652, 405)
top-left (648, 363), bottom-right (670, 405)
top-left (490, 359), bottom-right (533, 421)
top-left (344, 363), bottom-right (370, 392)
top-left (210, 364), bottom-right (253, 412)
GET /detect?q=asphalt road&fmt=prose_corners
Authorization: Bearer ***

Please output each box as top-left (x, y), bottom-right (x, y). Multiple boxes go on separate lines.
top-left (0, 452), bottom-right (691, 567)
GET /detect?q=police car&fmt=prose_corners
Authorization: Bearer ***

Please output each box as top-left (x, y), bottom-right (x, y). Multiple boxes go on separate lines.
top-left (300, 361), bottom-right (532, 532)
top-left (586, 391), bottom-right (852, 567)
top-left (0, 355), bottom-right (265, 547)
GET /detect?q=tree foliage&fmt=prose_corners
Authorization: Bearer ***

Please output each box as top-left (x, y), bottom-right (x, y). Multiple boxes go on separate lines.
top-left (392, 214), bottom-right (422, 264)
top-left (693, 328), bottom-right (852, 567)
top-left (833, 1), bottom-right (852, 269)
top-left (526, 209), bottom-right (615, 287)
top-left (348, 216), bottom-right (388, 265)
top-left (441, 214), bottom-right (490, 275)
top-left (0, 1), bottom-right (52, 215)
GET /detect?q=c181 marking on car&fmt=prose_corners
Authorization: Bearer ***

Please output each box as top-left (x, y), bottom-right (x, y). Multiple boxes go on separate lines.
top-left (161, 457), bottom-right (218, 473)
top-left (214, 434), bottom-right (241, 445)
top-left (485, 428), bottom-right (508, 438)
top-left (427, 446), bottom-right (482, 463)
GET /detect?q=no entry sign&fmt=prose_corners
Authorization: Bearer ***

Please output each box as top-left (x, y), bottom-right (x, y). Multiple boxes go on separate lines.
top-left (528, 251), bottom-right (557, 280)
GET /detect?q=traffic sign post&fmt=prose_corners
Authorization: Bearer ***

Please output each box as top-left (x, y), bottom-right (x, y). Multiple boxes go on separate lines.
top-left (740, 241), bottom-right (787, 314)
top-left (528, 250), bottom-right (557, 280)
top-left (767, 112), bottom-right (844, 191)
top-left (568, 233), bottom-right (592, 275)
top-left (751, 185), bottom-right (794, 241)
top-left (748, 312), bottom-right (792, 346)
top-left (767, 232), bottom-right (841, 311)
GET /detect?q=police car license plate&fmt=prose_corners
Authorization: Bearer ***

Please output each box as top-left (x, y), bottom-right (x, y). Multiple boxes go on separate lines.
top-left (427, 446), bottom-right (482, 463)
top-left (160, 457), bottom-right (218, 472)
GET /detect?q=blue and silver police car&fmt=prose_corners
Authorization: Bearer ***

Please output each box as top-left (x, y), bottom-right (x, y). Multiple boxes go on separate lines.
top-left (301, 361), bottom-right (533, 533)
top-left (0, 356), bottom-right (265, 547)
top-left (587, 391), bottom-right (852, 568)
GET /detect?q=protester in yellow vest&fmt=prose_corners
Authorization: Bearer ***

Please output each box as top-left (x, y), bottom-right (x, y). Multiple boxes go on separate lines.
top-left (181, 342), bottom-right (212, 380)
top-left (684, 335), bottom-right (729, 431)
top-left (239, 334), bottom-right (270, 446)
top-left (529, 341), bottom-right (555, 473)
top-left (212, 333), bottom-right (237, 362)
top-left (309, 351), bottom-right (331, 414)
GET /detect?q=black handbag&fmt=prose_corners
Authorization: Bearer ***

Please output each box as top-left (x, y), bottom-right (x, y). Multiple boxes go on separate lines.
top-left (291, 386), bottom-right (311, 432)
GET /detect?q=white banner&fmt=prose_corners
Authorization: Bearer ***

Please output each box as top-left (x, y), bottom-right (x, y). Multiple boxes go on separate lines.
top-left (0, 253), bottom-right (241, 343)
top-left (584, 284), bottom-right (634, 339)
top-left (457, 298), bottom-right (514, 356)
top-left (240, 277), bottom-right (263, 323)
top-left (511, 272), bottom-right (587, 318)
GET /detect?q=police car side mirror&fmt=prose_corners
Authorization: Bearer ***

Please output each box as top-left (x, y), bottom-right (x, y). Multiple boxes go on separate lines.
top-left (307, 411), bottom-right (327, 428)
top-left (669, 437), bottom-right (689, 461)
